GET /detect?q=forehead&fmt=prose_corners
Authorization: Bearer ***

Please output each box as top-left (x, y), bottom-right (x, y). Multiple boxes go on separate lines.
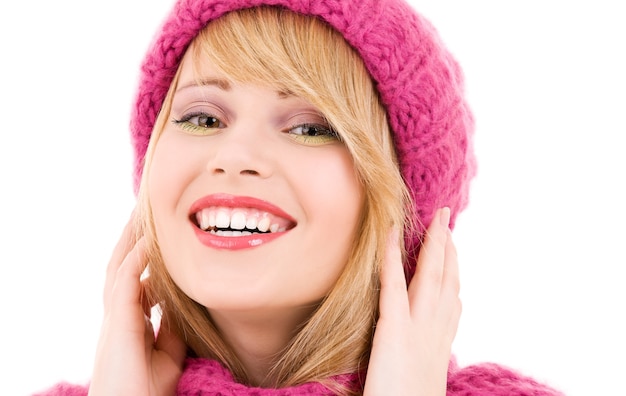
top-left (177, 49), bottom-right (226, 86)
top-left (176, 47), bottom-right (297, 100)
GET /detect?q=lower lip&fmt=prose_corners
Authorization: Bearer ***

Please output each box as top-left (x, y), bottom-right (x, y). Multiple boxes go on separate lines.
top-left (193, 226), bottom-right (287, 250)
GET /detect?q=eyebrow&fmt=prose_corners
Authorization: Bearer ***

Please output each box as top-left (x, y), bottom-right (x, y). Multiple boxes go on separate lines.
top-left (176, 78), bottom-right (232, 93)
top-left (176, 78), bottom-right (296, 99)
top-left (277, 89), bottom-right (295, 99)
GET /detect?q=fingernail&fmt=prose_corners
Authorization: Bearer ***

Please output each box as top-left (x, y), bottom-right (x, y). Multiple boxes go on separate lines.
top-left (439, 207), bottom-right (451, 228)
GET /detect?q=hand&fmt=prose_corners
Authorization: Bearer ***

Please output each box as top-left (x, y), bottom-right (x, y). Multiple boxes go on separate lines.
top-left (88, 213), bottom-right (186, 396)
top-left (364, 207), bottom-right (461, 396)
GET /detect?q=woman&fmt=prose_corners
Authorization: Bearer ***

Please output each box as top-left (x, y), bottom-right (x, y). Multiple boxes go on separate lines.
top-left (39, 0), bottom-right (562, 395)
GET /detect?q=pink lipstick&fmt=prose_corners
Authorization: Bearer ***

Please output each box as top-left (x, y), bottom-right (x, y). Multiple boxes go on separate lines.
top-left (189, 193), bottom-right (296, 250)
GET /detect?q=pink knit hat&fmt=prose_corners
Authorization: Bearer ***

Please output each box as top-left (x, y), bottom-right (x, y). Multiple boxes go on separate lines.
top-left (130, 0), bottom-right (476, 273)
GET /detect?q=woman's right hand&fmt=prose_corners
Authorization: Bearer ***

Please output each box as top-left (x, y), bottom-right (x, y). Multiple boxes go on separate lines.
top-left (88, 213), bottom-right (186, 396)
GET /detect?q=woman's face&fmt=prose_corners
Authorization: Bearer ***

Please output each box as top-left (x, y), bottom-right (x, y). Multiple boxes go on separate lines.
top-left (147, 51), bottom-right (364, 314)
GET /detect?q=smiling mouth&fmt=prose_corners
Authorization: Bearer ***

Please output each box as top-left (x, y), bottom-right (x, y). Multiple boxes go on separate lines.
top-left (191, 207), bottom-right (296, 236)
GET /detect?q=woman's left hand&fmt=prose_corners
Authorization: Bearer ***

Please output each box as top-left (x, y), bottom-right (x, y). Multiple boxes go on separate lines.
top-left (364, 207), bottom-right (461, 396)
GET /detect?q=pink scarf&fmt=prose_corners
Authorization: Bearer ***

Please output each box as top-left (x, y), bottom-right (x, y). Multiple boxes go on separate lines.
top-left (35, 356), bottom-right (564, 395)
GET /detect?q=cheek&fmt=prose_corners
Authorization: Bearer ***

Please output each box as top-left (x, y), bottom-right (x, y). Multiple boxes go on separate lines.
top-left (147, 133), bottom-right (202, 214)
top-left (146, 133), bottom-right (203, 275)
top-left (306, 147), bottom-right (363, 222)
top-left (149, 135), bottom-right (181, 201)
top-left (292, 145), bottom-right (364, 265)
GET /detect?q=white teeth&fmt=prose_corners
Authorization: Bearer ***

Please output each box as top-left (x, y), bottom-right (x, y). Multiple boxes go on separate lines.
top-left (230, 211), bottom-right (246, 230)
top-left (212, 230), bottom-right (244, 237)
top-left (257, 216), bottom-right (271, 232)
top-left (245, 215), bottom-right (258, 230)
top-left (216, 209), bottom-right (230, 228)
top-left (211, 229), bottom-right (243, 237)
top-left (197, 207), bottom-right (291, 234)
top-left (196, 212), bottom-right (207, 230)
top-left (208, 210), bottom-right (216, 227)
top-left (200, 210), bottom-right (211, 230)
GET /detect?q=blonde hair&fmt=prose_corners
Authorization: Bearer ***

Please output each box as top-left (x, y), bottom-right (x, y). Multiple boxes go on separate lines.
top-left (136, 6), bottom-right (410, 394)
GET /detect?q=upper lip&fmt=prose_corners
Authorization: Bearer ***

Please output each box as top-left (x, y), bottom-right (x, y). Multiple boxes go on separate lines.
top-left (189, 193), bottom-right (297, 233)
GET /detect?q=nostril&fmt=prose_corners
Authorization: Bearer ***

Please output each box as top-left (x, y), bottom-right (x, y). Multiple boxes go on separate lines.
top-left (210, 168), bottom-right (260, 176)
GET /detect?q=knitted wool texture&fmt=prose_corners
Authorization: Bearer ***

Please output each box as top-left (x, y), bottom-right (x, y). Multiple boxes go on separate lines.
top-left (36, 357), bottom-right (565, 395)
top-left (130, 0), bottom-right (477, 274)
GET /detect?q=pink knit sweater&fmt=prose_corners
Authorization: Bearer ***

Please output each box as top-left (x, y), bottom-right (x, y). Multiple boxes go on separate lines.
top-left (35, 356), bottom-right (563, 395)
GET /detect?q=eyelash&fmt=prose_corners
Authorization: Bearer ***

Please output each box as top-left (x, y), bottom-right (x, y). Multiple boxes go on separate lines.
top-left (172, 112), bottom-right (341, 144)
top-left (288, 123), bottom-right (340, 144)
top-left (172, 112), bottom-right (224, 135)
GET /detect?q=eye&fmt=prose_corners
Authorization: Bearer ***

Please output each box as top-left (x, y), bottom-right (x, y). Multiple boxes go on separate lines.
top-left (172, 112), bottom-right (225, 135)
top-left (288, 123), bottom-right (340, 144)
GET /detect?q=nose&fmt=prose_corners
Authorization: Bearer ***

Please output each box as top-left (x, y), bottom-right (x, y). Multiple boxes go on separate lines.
top-left (205, 126), bottom-right (273, 179)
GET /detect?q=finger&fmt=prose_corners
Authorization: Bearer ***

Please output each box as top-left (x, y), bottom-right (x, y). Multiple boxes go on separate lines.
top-left (407, 207), bottom-right (450, 309)
top-left (155, 313), bottom-right (188, 368)
top-left (441, 229), bottom-right (460, 298)
top-left (110, 237), bottom-right (147, 316)
top-left (140, 275), bottom-right (155, 319)
top-left (439, 230), bottom-right (462, 340)
top-left (378, 227), bottom-right (410, 320)
top-left (103, 211), bottom-right (139, 311)
top-left (98, 236), bottom-right (150, 341)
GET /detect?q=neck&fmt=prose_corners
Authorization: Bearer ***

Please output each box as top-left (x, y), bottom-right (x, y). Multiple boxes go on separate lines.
top-left (208, 306), bottom-right (316, 386)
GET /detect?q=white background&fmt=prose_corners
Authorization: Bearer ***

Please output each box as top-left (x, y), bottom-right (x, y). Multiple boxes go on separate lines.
top-left (1, 1), bottom-right (624, 395)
